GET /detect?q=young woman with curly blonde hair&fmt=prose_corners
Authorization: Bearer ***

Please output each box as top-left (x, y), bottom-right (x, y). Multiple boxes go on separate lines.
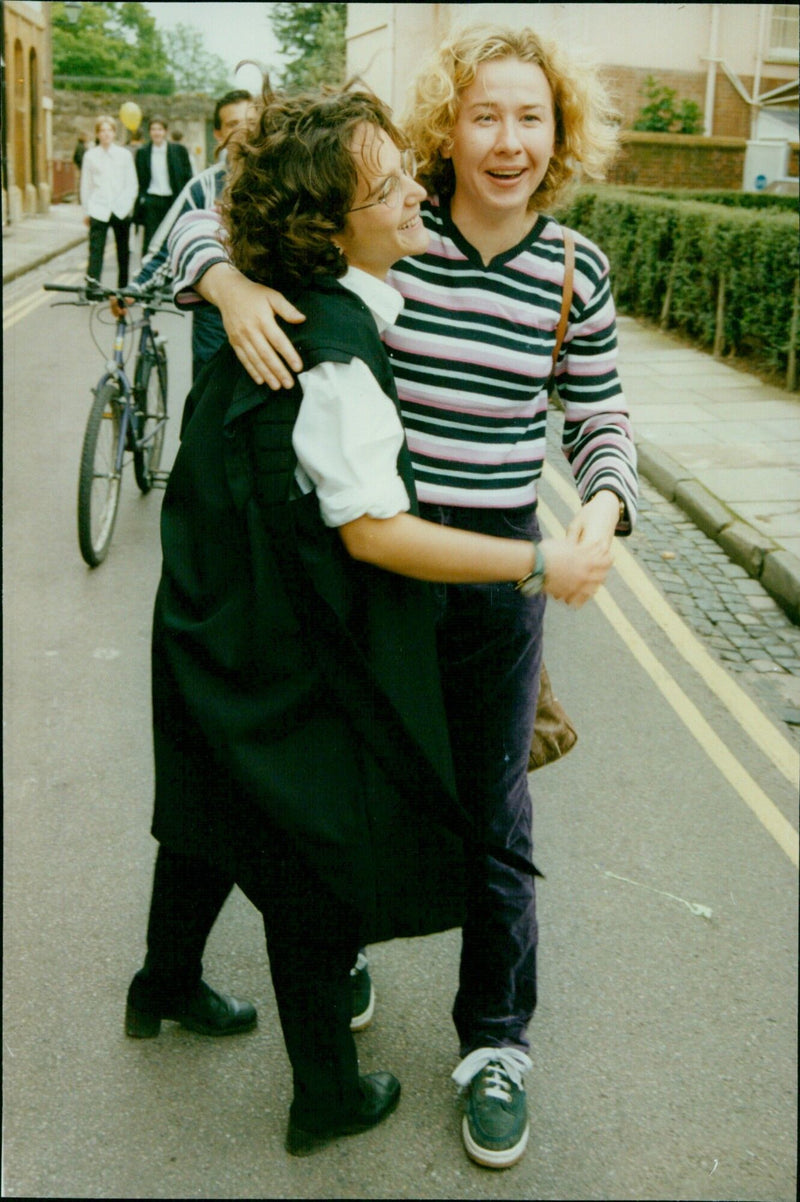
top-left (404, 23), bottom-right (619, 215)
top-left (153, 23), bottom-right (639, 1170)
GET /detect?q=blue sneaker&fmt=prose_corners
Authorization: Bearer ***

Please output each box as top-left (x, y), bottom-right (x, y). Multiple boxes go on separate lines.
top-left (452, 1047), bottom-right (532, 1168)
top-left (350, 952), bottom-right (375, 1031)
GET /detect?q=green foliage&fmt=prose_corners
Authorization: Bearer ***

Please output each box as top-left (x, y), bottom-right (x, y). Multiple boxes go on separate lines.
top-left (269, 2), bottom-right (347, 90)
top-left (559, 186), bottom-right (800, 386)
top-left (52, 0), bottom-right (174, 93)
top-left (633, 75), bottom-right (703, 135)
top-left (621, 187), bottom-right (798, 213)
top-left (161, 24), bottom-right (231, 95)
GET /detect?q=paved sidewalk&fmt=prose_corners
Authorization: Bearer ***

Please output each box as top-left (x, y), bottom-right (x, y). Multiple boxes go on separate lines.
top-left (2, 199), bottom-right (87, 283)
top-left (4, 201), bottom-right (800, 622)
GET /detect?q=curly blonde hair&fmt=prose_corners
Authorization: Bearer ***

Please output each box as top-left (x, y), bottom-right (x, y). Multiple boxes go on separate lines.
top-left (223, 82), bottom-right (406, 289)
top-left (401, 24), bottom-right (619, 213)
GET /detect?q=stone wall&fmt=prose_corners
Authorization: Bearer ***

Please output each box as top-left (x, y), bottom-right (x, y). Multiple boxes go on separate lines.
top-left (52, 89), bottom-right (218, 176)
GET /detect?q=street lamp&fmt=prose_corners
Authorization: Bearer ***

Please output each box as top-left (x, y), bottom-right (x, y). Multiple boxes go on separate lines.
top-left (64, 2), bottom-right (82, 24)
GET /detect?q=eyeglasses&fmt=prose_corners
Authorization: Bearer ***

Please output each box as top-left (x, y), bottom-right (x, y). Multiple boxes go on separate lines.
top-left (348, 149), bottom-right (418, 213)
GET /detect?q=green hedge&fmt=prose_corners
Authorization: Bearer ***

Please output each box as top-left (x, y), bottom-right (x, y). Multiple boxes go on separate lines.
top-left (559, 186), bottom-right (800, 388)
top-left (618, 187), bottom-right (798, 213)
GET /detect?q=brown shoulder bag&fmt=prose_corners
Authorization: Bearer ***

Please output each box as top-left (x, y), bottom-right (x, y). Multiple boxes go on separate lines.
top-left (529, 229), bottom-right (578, 772)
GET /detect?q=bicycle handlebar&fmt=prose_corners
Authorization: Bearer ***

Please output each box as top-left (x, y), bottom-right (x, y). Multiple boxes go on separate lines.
top-left (43, 282), bottom-right (87, 293)
top-left (43, 280), bottom-right (173, 307)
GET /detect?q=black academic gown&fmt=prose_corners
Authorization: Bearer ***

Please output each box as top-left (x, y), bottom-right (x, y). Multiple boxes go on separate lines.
top-left (150, 279), bottom-right (468, 947)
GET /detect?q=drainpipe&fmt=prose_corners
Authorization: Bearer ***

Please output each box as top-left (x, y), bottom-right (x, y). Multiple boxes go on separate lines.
top-left (388, 2), bottom-right (396, 114)
top-left (704, 3), bottom-right (720, 136)
top-left (752, 3), bottom-right (769, 138)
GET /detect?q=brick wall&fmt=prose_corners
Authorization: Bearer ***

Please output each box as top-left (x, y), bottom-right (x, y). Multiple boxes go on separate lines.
top-left (604, 67), bottom-right (706, 130)
top-left (602, 65), bottom-right (796, 140)
top-left (607, 132), bottom-right (747, 190)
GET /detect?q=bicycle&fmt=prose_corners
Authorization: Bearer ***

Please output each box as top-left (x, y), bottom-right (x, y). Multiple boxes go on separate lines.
top-left (44, 278), bottom-right (175, 567)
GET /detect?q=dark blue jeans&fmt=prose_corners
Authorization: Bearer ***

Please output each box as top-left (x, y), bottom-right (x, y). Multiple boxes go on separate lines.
top-left (420, 502), bottom-right (545, 1057)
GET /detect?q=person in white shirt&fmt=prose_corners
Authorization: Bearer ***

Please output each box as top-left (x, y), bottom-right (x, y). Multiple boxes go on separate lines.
top-left (79, 115), bottom-right (138, 289)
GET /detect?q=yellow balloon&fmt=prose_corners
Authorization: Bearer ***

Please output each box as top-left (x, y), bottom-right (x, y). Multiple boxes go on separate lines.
top-left (119, 101), bottom-right (142, 133)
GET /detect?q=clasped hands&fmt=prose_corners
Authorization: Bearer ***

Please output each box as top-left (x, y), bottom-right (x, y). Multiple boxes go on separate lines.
top-left (539, 491), bottom-right (619, 608)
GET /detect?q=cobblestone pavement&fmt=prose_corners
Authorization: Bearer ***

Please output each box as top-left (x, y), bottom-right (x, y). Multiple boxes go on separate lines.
top-left (545, 410), bottom-right (800, 742)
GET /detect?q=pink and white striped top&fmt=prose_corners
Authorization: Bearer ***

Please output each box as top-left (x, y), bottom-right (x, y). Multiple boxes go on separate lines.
top-left (385, 199), bottom-right (637, 517)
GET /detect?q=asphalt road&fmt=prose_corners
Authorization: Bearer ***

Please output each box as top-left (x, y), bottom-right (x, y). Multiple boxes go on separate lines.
top-left (3, 244), bottom-right (798, 1200)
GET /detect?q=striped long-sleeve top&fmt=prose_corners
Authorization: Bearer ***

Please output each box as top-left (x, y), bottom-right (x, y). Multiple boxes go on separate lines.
top-left (169, 195), bottom-right (638, 526)
top-left (141, 159), bottom-right (229, 374)
top-left (137, 159), bottom-right (227, 293)
top-left (385, 199), bottom-right (637, 520)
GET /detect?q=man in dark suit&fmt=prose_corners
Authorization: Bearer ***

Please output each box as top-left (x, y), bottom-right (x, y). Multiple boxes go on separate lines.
top-left (135, 116), bottom-right (193, 253)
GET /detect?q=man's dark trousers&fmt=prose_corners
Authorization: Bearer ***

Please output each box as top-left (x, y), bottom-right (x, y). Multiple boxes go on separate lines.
top-left (87, 215), bottom-right (131, 288)
top-left (141, 194), bottom-right (173, 256)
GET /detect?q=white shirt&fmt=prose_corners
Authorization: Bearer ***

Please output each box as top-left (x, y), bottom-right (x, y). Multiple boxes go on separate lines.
top-left (80, 143), bottom-right (138, 222)
top-left (291, 268), bottom-right (411, 528)
top-left (148, 142), bottom-right (172, 195)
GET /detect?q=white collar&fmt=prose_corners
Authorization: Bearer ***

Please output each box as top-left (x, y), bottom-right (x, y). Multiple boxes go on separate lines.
top-left (338, 266), bottom-right (404, 333)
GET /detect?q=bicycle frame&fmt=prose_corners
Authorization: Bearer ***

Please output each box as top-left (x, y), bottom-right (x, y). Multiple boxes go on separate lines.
top-left (45, 276), bottom-right (175, 566)
top-left (100, 304), bottom-right (166, 475)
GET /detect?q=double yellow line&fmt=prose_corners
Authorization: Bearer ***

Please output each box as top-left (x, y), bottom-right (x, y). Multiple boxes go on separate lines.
top-left (540, 461), bottom-right (799, 868)
top-left (3, 271), bottom-right (83, 331)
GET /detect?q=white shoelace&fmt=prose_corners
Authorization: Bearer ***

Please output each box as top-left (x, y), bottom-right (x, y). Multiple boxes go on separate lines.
top-left (350, 951), bottom-right (369, 976)
top-left (451, 1046), bottom-right (532, 1098)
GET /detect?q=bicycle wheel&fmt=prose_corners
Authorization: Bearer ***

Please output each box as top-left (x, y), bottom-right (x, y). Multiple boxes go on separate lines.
top-left (133, 347), bottom-right (168, 493)
top-left (77, 382), bottom-right (122, 567)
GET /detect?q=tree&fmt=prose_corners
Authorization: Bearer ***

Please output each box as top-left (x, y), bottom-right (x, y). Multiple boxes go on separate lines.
top-left (633, 75), bottom-right (704, 135)
top-left (52, 1), bottom-right (174, 93)
top-left (269, 2), bottom-right (346, 91)
top-left (162, 24), bottom-right (232, 96)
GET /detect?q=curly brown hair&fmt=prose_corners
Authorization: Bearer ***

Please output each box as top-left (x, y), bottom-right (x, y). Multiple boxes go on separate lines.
top-left (402, 23), bottom-right (620, 214)
top-left (223, 82), bottom-right (407, 290)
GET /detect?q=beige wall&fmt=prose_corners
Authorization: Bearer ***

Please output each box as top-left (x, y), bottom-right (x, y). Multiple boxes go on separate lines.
top-left (346, 3), bottom-right (798, 133)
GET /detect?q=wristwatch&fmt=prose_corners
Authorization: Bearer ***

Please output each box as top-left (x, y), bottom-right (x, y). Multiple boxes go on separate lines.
top-left (515, 543), bottom-right (546, 597)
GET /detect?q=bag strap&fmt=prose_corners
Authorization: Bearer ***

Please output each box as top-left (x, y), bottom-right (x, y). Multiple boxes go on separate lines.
top-left (549, 227), bottom-right (575, 394)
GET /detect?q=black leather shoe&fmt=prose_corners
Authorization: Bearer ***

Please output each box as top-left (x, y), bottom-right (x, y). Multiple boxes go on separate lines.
top-left (285, 1072), bottom-right (401, 1157)
top-left (125, 979), bottom-right (257, 1038)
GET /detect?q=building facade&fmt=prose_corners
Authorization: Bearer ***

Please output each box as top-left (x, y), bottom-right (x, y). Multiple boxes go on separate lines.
top-left (2, 0), bottom-right (52, 222)
top-left (346, 2), bottom-right (799, 185)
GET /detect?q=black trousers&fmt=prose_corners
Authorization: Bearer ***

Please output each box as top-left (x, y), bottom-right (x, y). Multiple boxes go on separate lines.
top-left (87, 215), bottom-right (131, 288)
top-left (141, 193), bottom-right (174, 254)
top-left (131, 842), bottom-right (362, 1129)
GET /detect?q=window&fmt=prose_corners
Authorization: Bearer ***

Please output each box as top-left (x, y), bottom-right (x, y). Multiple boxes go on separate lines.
top-left (767, 4), bottom-right (799, 62)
